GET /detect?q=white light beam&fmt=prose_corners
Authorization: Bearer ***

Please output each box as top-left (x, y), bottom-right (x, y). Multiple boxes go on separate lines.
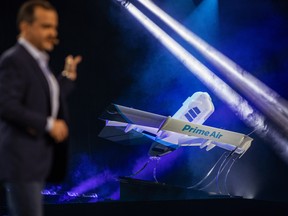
top-left (138, 0), bottom-right (288, 134)
top-left (113, 0), bottom-right (288, 163)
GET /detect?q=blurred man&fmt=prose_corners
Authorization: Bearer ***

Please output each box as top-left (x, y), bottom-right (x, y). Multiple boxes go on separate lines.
top-left (0, 1), bottom-right (82, 215)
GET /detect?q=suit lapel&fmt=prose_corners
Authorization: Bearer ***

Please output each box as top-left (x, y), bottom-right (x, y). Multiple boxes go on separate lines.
top-left (19, 45), bottom-right (50, 98)
top-left (17, 44), bottom-right (52, 111)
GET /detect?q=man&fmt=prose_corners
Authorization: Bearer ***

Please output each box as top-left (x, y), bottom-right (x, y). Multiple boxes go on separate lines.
top-left (0, 1), bottom-right (82, 215)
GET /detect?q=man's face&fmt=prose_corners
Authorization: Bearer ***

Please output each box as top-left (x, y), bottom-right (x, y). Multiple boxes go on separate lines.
top-left (21, 7), bottom-right (58, 51)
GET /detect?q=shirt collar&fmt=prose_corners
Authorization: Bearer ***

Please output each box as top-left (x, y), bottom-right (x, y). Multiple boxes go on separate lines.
top-left (18, 37), bottom-right (49, 65)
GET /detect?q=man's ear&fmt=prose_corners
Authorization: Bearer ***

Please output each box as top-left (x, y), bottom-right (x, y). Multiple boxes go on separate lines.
top-left (19, 21), bottom-right (30, 34)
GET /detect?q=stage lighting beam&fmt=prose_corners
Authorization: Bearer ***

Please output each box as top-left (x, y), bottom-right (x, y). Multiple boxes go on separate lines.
top-left (113, 0), bottom-right (288, 164)
top-left (137, 0), bottom-right (288, 134)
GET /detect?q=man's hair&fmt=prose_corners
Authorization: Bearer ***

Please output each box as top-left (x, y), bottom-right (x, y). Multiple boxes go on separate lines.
top-left (17, 0), bottom-right (56, 27)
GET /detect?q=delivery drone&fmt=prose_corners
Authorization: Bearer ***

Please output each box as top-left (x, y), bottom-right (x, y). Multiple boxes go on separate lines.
top-left (98, 92), bottom-right (253, 193)
top-left (98, 92), bottom-right (253, 158)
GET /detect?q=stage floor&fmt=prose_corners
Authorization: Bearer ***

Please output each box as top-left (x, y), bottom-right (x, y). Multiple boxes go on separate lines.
top-left (1, 177), bottom-right (288, 215)
top-left (1, 196), bottom-right (288, 216)
top-left (43, 198), bottom-right (288, 216)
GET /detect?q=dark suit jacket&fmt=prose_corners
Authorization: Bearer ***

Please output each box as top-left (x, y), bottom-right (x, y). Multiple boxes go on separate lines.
top-left (0, 43), bottom-right (74, 183)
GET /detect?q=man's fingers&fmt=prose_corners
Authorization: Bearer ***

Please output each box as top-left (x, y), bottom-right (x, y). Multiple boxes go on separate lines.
top-left (65, 55), bottom-right (82, 70)
top-left (74, 55), bottom-right (82, 65)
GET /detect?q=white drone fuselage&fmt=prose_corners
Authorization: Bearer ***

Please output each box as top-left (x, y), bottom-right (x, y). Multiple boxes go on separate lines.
top-left (103, 92), bottom-right (252, 157)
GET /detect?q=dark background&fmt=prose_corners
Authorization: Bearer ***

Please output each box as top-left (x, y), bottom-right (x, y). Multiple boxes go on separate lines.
top-left (1, 0), bottom-right (288, 203)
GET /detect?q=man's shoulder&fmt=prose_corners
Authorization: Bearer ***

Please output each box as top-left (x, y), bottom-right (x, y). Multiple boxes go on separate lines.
top-left (1, 44), bottom-right (26, 59)
top-left (0, 44), bottom-right (29, 65)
